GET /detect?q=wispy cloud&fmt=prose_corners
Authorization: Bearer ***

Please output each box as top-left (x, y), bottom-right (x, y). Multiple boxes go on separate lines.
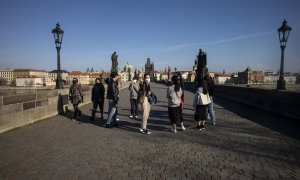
top-left (167, 31), bottom-right (273, 51)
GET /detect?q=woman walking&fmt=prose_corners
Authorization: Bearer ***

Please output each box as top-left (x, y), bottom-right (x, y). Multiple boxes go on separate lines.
top-left (90, 77), bottom-right (105, 121)
top-left (205, 73), bottom-right (216, 125)
top-left (106, 71), bottom-right (120, 128)
top-left (128, 77), bottom-right (140, 118)
top-left (193, 79), bottom-right (209, 130)
top-left (176, 72), bottom-right (185, 130)
top-left (69, 78), bottom-right (83, 121)
top-left (167, 75), bottom-right (183, 133)
top-left (139, 74), bottom-right (152, 135)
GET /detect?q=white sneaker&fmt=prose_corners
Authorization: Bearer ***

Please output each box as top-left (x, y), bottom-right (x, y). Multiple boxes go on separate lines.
top-left (139, 128), bottom-right (144, 132)
top-left (170, 128), bottom-right (177, 133)
top-left (181, 125), bottom-right (186, 131)
top-left (129, 115), bottom-right (134, 118)
top-left (71, 118), bottom-right (76, 121)
top-left (135, 116), bottom-right (139, 118)
top-left (116, 118), bottom-right (120, 121)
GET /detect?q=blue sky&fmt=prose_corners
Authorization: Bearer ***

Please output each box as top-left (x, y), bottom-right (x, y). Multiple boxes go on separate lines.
top-left (0, 0), bottom-right (299, 73)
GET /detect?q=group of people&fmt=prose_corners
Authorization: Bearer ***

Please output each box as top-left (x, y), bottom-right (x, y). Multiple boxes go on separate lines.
top-left (68, 71), bottom-right (216, 134)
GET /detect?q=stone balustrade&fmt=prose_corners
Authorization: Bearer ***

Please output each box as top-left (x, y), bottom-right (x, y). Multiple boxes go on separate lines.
top-left (184, 82), bottom-right (300, 120)
top-left (0, 82), bottom-right (130, 134)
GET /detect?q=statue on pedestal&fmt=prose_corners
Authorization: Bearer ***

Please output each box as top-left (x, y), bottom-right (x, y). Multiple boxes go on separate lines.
top-left (168, 66), bottom-right (171, 80)
top-left (111, 51), bottom-right (118, 72)
top-left (196, 49), bottom-right (208, 83)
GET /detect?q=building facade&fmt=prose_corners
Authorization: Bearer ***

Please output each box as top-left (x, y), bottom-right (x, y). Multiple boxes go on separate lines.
top-left (0, 69), bottom-right (14, 85)
top-left (237, 67), bottom-right (265, 84)
top-left (13, 69), bottom-right (48, 86)
top-left (48, 70), bottom-right (69, 85)
top-left (214, 74), bottom-right (233, 84)
top-left (67, 71), bottom-right (90, 85)
top-left (264, 75), bottom-right (296, 84)
top-left (16, 77), bottom-right (44, 87)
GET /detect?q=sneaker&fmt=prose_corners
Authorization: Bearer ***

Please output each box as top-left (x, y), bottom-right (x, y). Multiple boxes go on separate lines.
top-left (181, 125), bottom-right (186, 131)
top-left (202, 125), bottom-right (205, 130)
top-left (129, 115), bottom-right (134, 118)
top-left (90, 117), bottom-right (95, 121)
top-left (116, 118), bottom-right (120, 121)
top-left (199, 125), bottom-right (204, 130)
top-left (134, 116), bottom-right (139, 119)
top-left (197, 125), bottom-right (201, 130)
top-left (105, 124), bottom-right (113, 128)
top-left (139, 128), bottom-right (144, 133)
top-left (145, 129), bottom-right (151, 135)
top-left (114, 123), bottom-right (120, 127)
top-left (170, 128), bottom-right (177, 133)
top-left (71, 118), bottom-right (76, 121)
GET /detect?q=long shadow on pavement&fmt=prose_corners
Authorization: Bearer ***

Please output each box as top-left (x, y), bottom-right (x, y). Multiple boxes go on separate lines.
top-left (214, 96), bottom-right (300, 141)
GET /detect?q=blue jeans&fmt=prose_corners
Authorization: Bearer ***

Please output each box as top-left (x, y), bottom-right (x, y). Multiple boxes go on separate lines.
top-left (208, 96), bottom-right (216, 124)
top-left (106, 100), bottom-right (117, 125)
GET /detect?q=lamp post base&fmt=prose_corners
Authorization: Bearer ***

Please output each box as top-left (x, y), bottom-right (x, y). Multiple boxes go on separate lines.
top-left (55, 77), bottom-right (64, 89)
top-left (277, 77), bottom-right (286, 90)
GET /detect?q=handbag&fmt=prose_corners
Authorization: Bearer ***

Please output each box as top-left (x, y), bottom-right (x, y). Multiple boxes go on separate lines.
top-left (198, 93), bottom-right (211, 105)
top-left (148, 93), bottom-right (157, 104)
top-left (180, 100), bottom-right (184, 109)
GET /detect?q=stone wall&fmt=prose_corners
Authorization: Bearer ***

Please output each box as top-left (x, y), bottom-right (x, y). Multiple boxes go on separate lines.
top-left (0, 82), bottom-right (130, 134)
top-left (184, 82), bottom-right (300, 120)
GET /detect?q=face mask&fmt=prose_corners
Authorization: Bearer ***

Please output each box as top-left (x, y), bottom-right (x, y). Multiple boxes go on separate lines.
top-left (145, 79), bottom-right (150, 83)
top-left (133, 80), bottom-right (137, 83)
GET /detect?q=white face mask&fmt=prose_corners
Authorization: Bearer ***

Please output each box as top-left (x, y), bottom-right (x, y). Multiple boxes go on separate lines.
top-left (145, 79), bottom-right (150, 83)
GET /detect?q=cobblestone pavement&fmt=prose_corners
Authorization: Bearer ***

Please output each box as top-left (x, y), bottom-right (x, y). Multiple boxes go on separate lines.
top-left (0, 83), bottom-right (299, 179)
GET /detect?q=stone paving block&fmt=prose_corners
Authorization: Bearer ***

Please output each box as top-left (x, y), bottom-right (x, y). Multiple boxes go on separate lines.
top-left (3, 94), bottom-right (36, 105)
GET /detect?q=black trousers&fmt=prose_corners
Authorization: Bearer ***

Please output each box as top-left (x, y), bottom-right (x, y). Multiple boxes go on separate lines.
top-left (130, 99), bottom-right (138, 116)
top-left (73, 103), bottom-right (81, 118)
top-left (179, 107), bottom-right (183, 123)
top-left (92, 100), bottom-right (104, 117)
top-left (168, 106), bottom-right (180, 124)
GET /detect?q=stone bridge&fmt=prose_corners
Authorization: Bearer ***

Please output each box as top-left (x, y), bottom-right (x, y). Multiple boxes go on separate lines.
top-left (0, 83), bottom-right (299, 179)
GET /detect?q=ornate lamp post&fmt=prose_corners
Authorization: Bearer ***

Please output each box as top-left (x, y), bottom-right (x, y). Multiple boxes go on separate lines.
top-left (277, 19), bottom-right (292, 90)
top-left (52, 23), bottom-right (64, 89)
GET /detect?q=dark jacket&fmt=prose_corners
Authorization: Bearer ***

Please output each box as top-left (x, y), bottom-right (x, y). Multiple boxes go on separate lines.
top-left (92, 83), bottom-right (105, 102)
top-left (69, 84), bottom-right (83, 104)
top-left (206, 76), bottom-right (215, 97)
top-left (139, 82), bottom-right (151, 96)
top-left (106, 78), bottom-right (119, 101)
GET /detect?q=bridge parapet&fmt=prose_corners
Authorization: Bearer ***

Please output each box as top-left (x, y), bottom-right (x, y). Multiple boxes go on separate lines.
top-left (0, 82), bottom-right (130, 134)
top-left (184, 82), bottom-right (300, 120)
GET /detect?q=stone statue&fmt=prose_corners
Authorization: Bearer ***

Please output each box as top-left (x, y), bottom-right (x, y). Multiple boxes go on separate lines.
top-left (196, 49), bottom-right (208, 83)
top-left (197, 49), bottom-right (207, 68)
top-left (111, 51), bottom-right (118, 72)
top-left (168, 66), bottom-right (171, 80)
